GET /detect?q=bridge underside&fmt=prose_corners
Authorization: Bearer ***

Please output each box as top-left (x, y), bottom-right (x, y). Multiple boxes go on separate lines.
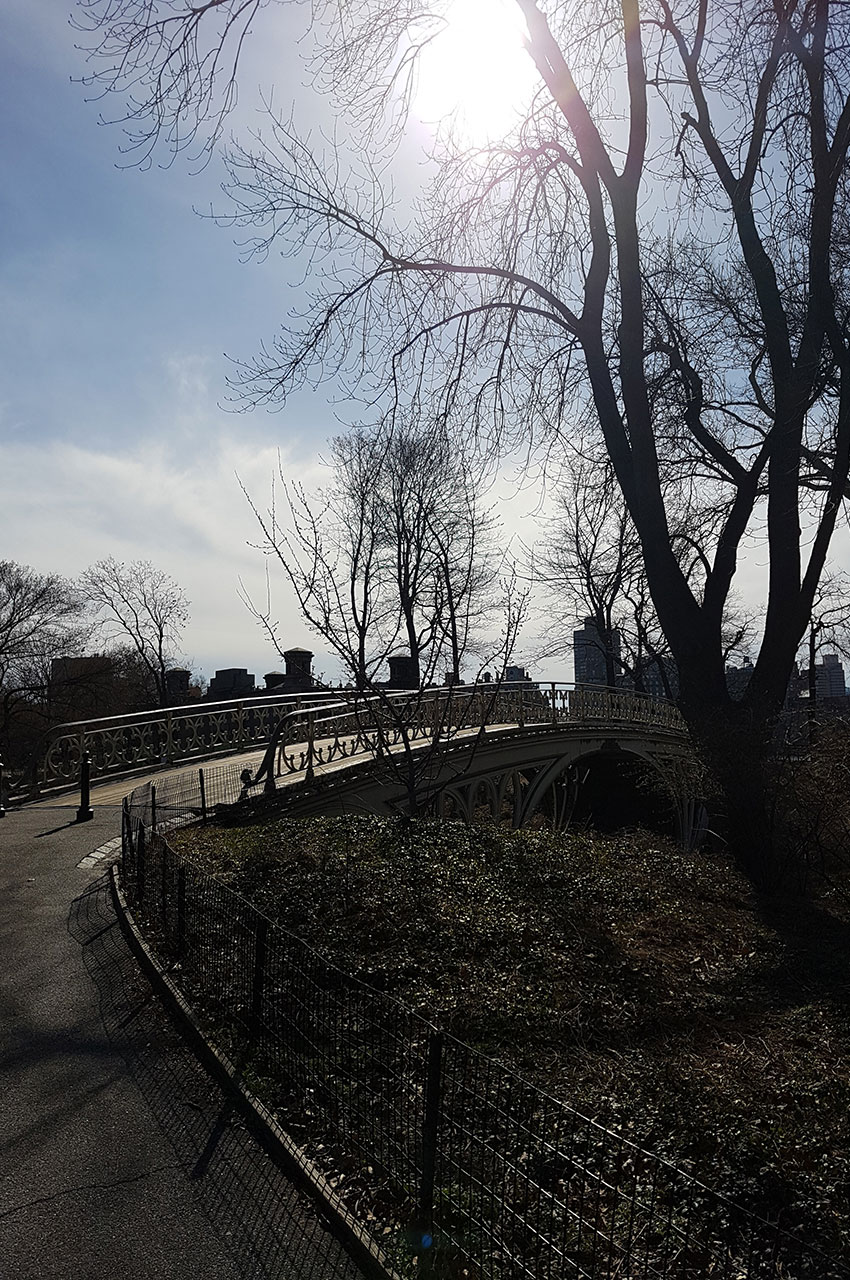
top-left (278, 724), bottom-right (703, 847)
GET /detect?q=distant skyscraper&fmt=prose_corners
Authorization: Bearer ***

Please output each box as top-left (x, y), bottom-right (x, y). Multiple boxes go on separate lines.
top-left (815, 652), bottom-right (847, 699)
top-left (639, 654), bottom-right (679, 700)
top-left (573, 617), bottom-right (621, 686)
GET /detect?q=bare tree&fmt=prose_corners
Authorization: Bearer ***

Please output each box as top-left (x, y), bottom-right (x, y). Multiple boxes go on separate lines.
top-left (534, 461), bottom-right (639, 689)
top-left (242, 419), bottom-right (503, 689)
top-left (0, 561), bottom-right (91, 761)
top-left (241, 418), bottom-right (528, 812)
top-left (77, 0), bottom-right (850, 878)
top-left (534, 458), bottom-right (754, 697)
top-left (241, 433), bottom-right (393, 691)
top-left (79, 558), bottom-right (190, 707)
top-left (374, 421), bottom-right (502, 685)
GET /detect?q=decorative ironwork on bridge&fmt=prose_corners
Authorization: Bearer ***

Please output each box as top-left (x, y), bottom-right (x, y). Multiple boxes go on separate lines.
top-left (10, 682), bottom-right (701, 843)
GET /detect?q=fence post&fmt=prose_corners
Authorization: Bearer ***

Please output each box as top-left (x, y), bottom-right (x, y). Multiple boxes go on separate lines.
top-left (250, 916), bottom-right (269, 1038)
top-left (305, 712), bottom-right (315, 783)
top-left (419, 1029), bottom-right (444, 1253)
top-left (151, 784), bottom-right (157, 837)
top-left (165, 709), bottom-right (175, 764)
top-left (136, 823), bottom-right (146, 907)
top-left (177, 865), bottom-right (186, 958)
top-left (199, 768), bottom-right (208, 824)
top-left (121, 797), bottom-right (129, 877)
top-left (551, 682), bottom-right (558, 726)
top-left (0, 754), bottom-right (5, 819)
top-left (160, 840), bottom-right (169, 940)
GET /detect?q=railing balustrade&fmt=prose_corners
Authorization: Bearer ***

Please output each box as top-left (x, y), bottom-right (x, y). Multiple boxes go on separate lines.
top-left (10, 682), bottom-right (687, 801)
top-left (253, 683), bottom-right (687, 792)
top-left (8, 689), bottom-right (343, 799)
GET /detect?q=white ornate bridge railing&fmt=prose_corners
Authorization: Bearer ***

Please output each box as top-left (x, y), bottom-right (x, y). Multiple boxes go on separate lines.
top-left (8, 681), bottom-right (687, 803)
top-left (7, 689), bottom-right (343, 800)
top-left (251, 682), bottom-right (688, 793)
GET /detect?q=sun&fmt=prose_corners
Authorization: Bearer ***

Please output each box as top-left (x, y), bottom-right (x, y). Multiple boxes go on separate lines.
top-left (413, 0), bottom-right (537, 142)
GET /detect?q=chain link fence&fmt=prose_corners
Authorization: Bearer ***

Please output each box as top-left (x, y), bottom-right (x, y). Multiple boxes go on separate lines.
top-left (120, 782), bottom-right (846, 1280)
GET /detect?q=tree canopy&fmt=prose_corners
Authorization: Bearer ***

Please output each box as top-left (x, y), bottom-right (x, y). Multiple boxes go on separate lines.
top-left (76, 0), bottom-right (850, 871)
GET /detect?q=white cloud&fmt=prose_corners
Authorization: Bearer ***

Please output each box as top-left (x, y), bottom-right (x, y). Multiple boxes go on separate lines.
top-left (0, 431), bottom-right (333, 682)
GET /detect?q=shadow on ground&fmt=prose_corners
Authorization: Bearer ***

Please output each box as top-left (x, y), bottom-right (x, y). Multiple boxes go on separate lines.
top-left (67, 873), bottom-right (365, 1280)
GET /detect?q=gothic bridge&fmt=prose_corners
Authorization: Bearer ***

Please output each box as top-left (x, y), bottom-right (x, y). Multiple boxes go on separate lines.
top-left (11, 683), bottom-right (699, 842)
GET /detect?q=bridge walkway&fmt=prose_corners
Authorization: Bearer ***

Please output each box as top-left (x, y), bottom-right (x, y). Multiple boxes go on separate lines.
top-left (33, 724), bottom-right (501, 811)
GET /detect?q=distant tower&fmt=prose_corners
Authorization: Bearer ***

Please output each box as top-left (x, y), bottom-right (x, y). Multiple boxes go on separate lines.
top-left (573, 618), bottom-right (620, 686)
top-left (387, 655), bottom-right (420, 689)
top-left (816, 652), bottom-right (847, 699)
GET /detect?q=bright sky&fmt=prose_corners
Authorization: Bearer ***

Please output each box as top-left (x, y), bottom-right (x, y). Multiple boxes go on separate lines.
top-left (4, 2), bottom-right (844, 692)
top-left (1, 0), bottom-right (336, 683)
top-left (0, 0), bottom-right (559, 689)
top-left (414, 0), bottom-right (537, 140)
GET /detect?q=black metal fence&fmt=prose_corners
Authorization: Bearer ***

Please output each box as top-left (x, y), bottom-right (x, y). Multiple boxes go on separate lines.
top-left (120, 786), bottom-right (846, 1279)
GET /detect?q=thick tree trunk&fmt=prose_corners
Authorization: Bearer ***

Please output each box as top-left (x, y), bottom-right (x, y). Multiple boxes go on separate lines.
top-left (682, 695), bottom-right (783, 888)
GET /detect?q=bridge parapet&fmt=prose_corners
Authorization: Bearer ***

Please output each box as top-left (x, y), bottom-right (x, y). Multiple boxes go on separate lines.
top-left (8, 689), bottom-right (342, 800)
top-left (9, 681), bottom-right (686, 802)
top-left (252, 683), bottom-right (687, 792)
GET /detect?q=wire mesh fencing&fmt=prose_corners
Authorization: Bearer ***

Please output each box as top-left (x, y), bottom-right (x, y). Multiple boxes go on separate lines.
top-left (124, 759), bottom-right (257, 835)
top-left (119, 790), bottom-right (847, 1280)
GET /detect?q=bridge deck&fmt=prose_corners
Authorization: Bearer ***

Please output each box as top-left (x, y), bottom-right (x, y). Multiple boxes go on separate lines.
top-left (34, 714), bottom-right (688, 816)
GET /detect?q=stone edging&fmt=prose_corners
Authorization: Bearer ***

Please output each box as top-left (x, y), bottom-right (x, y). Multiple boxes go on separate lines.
top-left (78, 836), bottom-right (123, 869)
top-left (108, 864), bottom-right (402, 1280)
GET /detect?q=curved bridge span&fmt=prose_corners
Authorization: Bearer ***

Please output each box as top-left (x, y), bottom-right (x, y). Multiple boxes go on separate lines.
top-left (252, 685), bottom-right (698, 843)
top-left (11, 683), bottom-right (699, 840)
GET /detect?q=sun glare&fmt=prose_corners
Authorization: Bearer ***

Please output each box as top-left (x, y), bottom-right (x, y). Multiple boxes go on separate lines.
top-left (413, 0), bottom-right (537, 142)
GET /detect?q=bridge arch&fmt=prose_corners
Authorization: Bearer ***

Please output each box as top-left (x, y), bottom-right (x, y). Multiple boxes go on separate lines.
top-left (437, 737), bottom-right (684, 837)
top-left (520, 741), bottom-right (681, 833)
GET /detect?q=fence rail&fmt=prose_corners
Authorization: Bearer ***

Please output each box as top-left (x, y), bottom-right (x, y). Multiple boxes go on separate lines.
top-left (118, 778), bottom-right (845, 1280)
top-left (8, 688), bottom-right (345, 799)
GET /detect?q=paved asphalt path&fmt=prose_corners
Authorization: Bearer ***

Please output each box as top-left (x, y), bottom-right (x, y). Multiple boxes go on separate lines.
top-left (0, 798), bottom-right (366, 1280)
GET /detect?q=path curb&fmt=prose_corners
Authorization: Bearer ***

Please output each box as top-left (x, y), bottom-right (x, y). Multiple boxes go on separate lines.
top-left (109, 864), bottom-right (402, 1280)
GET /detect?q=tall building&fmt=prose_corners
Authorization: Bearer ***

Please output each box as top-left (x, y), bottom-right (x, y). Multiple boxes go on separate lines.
top-left (208, 667), bottom-right (256, 699)
top-left (573, 617), bottom-right (621, 686)
top-left (815, 652), bottom-right (847, 699)
top-left (638, 654), bottom-right (679, 700)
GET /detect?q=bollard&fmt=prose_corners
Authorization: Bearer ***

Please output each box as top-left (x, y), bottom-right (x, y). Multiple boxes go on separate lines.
top-left (75, 750), bottom-right (93, 822)
top-left (121, 798), bottom-right (130, 877)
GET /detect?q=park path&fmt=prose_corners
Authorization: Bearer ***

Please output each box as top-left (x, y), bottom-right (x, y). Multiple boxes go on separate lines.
top-left (0, 792), bottom-right (367, 1280)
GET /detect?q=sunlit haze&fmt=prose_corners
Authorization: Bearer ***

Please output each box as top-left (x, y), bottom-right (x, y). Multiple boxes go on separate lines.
top-left (413, 0), bottom-right (537, 141)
